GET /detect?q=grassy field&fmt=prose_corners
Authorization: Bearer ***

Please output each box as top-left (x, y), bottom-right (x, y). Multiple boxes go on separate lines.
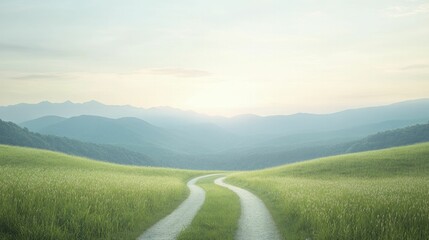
top-left (228, 143), bottom-right (429, 240)
top-left (178, 175), bottom-right (240, 240)
top-left (0, 145), bottom-right (204, 240)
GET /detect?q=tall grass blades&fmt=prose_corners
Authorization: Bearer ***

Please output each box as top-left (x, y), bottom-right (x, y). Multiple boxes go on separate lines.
top-left (229, 143), bottom-right (429, 240)
top-left (0, 145), bottom-right (201, 240)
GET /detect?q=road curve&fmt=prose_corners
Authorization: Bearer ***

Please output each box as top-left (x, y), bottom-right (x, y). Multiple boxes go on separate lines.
top-left (215, 177), bottom-right (282, 240)
top-left (138, 174), bottom-right (221, 240)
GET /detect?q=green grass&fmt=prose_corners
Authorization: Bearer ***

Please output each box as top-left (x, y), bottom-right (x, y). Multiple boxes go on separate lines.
top-left (177, 175), bottom-right (240, 240)
top-left (0, 145), bottom-right (205, 240)
top-left (228, 143), bottom-right (429, 240)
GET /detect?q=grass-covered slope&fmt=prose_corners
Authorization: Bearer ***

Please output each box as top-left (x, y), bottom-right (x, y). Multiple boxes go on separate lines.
top-left (0, 145), bottom-right (202, 240)
top-left (229, 143), bottom-right (429, 240)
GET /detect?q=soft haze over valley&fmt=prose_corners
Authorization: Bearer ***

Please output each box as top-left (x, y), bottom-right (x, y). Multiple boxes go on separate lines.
top-left (1, 98), bottom-right (429, 169)
top-left (1, 1), bottom-right (429, 239)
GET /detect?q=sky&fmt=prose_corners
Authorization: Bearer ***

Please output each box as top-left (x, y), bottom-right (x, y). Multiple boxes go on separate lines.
top-left (1, 0), bottom-right (429, 116)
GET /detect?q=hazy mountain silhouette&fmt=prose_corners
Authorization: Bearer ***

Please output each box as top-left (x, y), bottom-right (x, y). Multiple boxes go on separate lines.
top-left (21, 115), bottom-right (242, 161)
top-left (345, 122), bottom-right (429, 153)
top-left (3, 98), bottom-right (429, 138)
top-left (19, 115), bottom-right (66, 132)
top-left (3, 98), bottom-right (429, 169)
top-left (5, 117), bottom-right (429, 170)
top-left (215, 98), bottom-right (429, 136)
top-left (0, 100), bottom-right (208, 128)
top-left (0, 119), bottom-right (155, 166)
top-left (199, 122), bottom-right (429, 170)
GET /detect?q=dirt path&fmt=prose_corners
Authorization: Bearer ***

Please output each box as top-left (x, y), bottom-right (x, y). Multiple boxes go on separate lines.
top-left (137, 174), bottom-right (220, 240)
top-left (215, 177), bottom-right (281, 240)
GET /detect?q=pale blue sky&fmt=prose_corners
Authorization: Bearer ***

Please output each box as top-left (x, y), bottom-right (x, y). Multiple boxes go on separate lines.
top-left (1, 0), bottom-right (429, 116)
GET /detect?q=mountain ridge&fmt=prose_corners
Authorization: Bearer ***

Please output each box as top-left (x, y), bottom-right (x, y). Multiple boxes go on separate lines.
top-left (0, 119), bottom-right (156, 166)
top-left (17, 114), bottom-right (429, 170)
top-left (2, 98), bottom-right (429, 125)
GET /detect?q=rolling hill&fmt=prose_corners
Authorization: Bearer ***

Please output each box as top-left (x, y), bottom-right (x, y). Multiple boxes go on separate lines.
top-left (229, 143), bottom-right (429, 239)
top-left (0, 119), bottom-right (155, 166)
top-left (0, 145), bottom-right (202, 240)
top-left (2, 141), bottom-right (428, 239)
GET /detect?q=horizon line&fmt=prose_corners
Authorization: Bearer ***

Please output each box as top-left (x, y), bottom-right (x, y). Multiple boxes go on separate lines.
top-left (1, 97), bottom-right (429, 119)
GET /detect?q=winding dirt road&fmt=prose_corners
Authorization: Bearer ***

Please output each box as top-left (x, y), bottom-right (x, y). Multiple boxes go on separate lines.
top-left (215, 177), bottom-right (281, 240)
top-left (138, 174), bottom-right (281, 240)
top-left (137, 174), bottom-right (220, 240)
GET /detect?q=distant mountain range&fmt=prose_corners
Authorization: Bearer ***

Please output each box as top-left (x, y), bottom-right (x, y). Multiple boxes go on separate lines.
top-left (2, 118), bottom-right (429, 170)
top-left (229, 122), bottom-right (429, 169)
top-left (1, 98), bottom-right (429, 169)
top-left (2, 98), bottom-right (429, 137)
top-left (0, 100), bottom-right (209, 128)
top-left (20, 115), bottom-right (242, 159)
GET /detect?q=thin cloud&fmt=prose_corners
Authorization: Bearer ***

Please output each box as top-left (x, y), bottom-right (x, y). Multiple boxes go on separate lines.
top-left (133, 68), bottom-right (212, 78)
top-left (384, 3), bottom-right (429, 18)
top-left (10, 74), bottom-right (68, 80)
top-left (400, 64), bottom-right (429, 71)
top-left (380, 64), bottom-right (429, 73)
top-left (0, 43), bottom-right (69, 57)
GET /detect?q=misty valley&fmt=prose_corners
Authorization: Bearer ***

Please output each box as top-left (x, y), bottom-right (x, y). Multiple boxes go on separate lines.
top-left (2, 1), bottom-right (429, 239)
top-left (1, 99), bottom-right (429, 239)
top-left (2, 99), bottom-right (429, 170)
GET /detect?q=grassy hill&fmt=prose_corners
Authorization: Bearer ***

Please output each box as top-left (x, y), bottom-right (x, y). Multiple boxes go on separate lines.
top-left (0, 145), bottom-right (203, 240)
top-left (229, 143), bottom-right (429, 239)
top-left (0, 119), bottom-right (155, 166)
top-left (225, 122), bottom-right (429, 170)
